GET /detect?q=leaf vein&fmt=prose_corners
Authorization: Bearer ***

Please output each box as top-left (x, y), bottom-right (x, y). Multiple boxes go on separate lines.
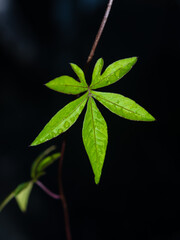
top-left (43, 94), bottom-right (88, 140)
top-left (89, 98), bottom-right (99, 164)
top-left (90, 65), bottom-right (127, 88)
top-left (92, 92), bottom-right (145, 117)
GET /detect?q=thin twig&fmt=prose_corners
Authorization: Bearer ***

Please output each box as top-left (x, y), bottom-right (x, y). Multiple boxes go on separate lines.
top-left (85, 0), bottom-right (114, 71)
top-left (58, 1), bottom-right (114, 240)
top-left (36, 180), bottom-right (60, 200)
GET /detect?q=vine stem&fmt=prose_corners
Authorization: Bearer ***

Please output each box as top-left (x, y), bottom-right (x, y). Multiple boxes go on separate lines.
top-left (58, 133), bottom-right (72, 240)
top-left (85, 0), bottom-right (114, 70)
top-left (58, 1), bottom-right (114, 240)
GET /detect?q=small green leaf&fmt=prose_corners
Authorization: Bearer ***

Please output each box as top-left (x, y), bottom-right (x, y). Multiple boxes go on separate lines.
top-left (91, 58), bottom-right (104, 86)
top-left (45, 75), bottom-right (88, 95)
top-left (82, 97), bottom-right (108, 184)
top-left (32, 153), bottom-right (60, 180)
top-left (70, 63), bottom-right (88, 87)
top-left (31, 93), bottom-right (88, 146)
top-left (92, 91), bottom-right (155, 121)
top-left (14, 182), bottom-right (30, 195)
top-left (15, 182), bottom-right (33, 212)
top-left (31, 146), bottom-right (57, 179)
top-left (0, 182), bottom-right (32, 212)
top-left (90, 57), bottom-right (137, 90)
top-left (37, 153), bottom-right (60, 172)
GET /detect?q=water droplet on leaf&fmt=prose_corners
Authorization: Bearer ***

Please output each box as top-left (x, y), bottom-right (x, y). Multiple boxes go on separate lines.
top-left (64, 121), bottom-right (70, 128)
top-left (58, 128), bottom-right (63, 134)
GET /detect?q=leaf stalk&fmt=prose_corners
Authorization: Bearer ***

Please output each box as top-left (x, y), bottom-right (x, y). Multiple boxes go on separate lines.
top-left (36, 180), bottom-right (60, 200)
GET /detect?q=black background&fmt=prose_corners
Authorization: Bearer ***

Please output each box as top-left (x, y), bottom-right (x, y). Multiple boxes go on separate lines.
top-left (0, 0), bottom-right (180, 239)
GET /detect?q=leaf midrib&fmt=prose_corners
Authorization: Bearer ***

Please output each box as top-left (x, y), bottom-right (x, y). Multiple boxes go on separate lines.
top-left (92, 92), bottom-right (146, 118)
top-left (42, 94), bottom-right (88, 140)
top-left (89, 98), bottom-right (99, 167)
top-left (48, 84), bottom-right (88, 89)
top-left (90, 63), bottom-right (131, 89)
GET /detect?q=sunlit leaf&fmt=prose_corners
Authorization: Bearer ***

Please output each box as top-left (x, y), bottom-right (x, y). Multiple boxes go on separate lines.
top-left (90, 57), bottom-right (137, 89)
top-left (82, 97), bottom-right (108, 184)
top-left (70, 63), bottom-right (88, 87)
top-left (92, 91), bottom-right (155, 121)
top-left (31, 93), bottom-right (88, 146)
top-left (91, 58), bottom-right (104, 86)
top-left (45, 75), bottom-right (88, 95)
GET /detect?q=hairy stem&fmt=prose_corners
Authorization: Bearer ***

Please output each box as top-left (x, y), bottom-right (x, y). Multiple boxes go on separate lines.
top-left (36, 180), bottom-right (60, 200)
top-left (58, 1), bottom-right (114, 240)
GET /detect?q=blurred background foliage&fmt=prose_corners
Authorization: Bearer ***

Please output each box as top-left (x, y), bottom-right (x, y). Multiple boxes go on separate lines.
top-left (0, 0), bottom-right (180, 239)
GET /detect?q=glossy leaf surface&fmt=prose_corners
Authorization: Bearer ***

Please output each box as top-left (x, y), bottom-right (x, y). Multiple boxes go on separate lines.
top-left (82, 97), bottom-right (108, 184)
top-left (90, 57), bottom-right (137, 89)
top-left (45, 75), bottom-right (88, 95)
top-left (70, 63), bottom-right (88, 87)
top-left (92, 91), bottom-right (155, 121)
top-left (31, 93), bottom-right (88, 146)
top-left (91, 58), bottom-right (104, 86)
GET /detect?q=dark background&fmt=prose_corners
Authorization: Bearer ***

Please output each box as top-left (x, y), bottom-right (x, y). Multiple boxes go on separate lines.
top-left (0, 0), bottom-right (180, 239)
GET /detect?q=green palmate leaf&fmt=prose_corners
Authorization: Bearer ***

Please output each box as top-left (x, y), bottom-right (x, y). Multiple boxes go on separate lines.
top-left (15, 182), bottom-right (33, 212)
top-left (45, 75), bottom-right (88, 95)
top-left (70, 63), bottom-right (88, 87)
top-left (91, 58), bottom-right (104, 86)
top-left (90, 57), bottom-right (137, 90)
top-left (0, 182), bottom-right (32, 212)
top-left (31, 93), bottom-right (88, 146)
top-left (92, 91), bottom-right (155, 121)
top-left (82, 97), bottom-right (108, 184)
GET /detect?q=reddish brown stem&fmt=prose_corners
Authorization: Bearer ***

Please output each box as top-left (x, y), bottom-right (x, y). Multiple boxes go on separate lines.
top-left (85, 0), bottom-right (114, 70)
top-left (58, 134), bottom-right (72, 240)
top-left (58, 1), bottom-right (114, 240)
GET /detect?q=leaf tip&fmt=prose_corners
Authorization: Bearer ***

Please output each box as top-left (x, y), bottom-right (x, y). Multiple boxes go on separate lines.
top-left (94, 172), bottom-right (101, 185)
top-left (132, 56), bottom-right (138, 64)
top-left (148, 114), bottom-right (156, 122)
top-left (69, 62), bottom-right (78, 71)
top-left (30, 139), bottom-right (39, 147)
top-left (143, 111), bottom-right (156, 122)
top-left (143, 116), bottom-right (156, 122)
top-left (44, 82), bottom-right (51, 88)
top-left (95, 178), bottom-right (100, 185)
top-left (98, 57), bottom-right (104, 62)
